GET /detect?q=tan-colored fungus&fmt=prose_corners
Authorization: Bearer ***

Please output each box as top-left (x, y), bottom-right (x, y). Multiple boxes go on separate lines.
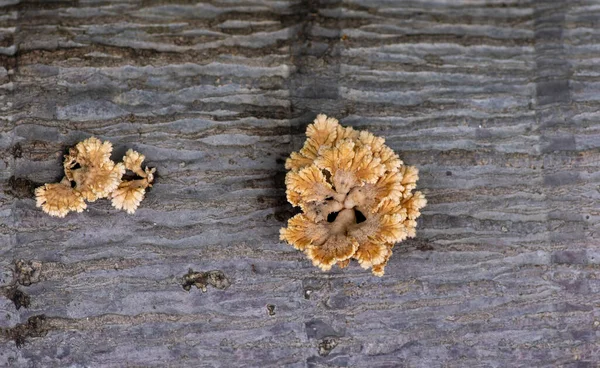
top-left (34, 177), bottom-right (86, 218)
top-left (35, 138), bottom-right (155, 217)
top-left (63, 137), bottom-right (125, 202)
top-left (110, 149), bottom-right (155, 214)
top-left (280, 114), bottom-right (426, 276)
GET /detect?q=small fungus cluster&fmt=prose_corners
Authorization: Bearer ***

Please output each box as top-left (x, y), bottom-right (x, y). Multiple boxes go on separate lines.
top-left (35, 137), bottom-right (155, 217)
top-left (280, 114), bottom-right (426, 276)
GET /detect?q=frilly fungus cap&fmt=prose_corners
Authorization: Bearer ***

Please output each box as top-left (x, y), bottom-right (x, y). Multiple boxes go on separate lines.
top-left (63, 137), bottom-right (125, 202)
top-left (110, 149), bottom-right (156, 214)
top-left (34, 177), bottom-right (87, 218)
top-left (280, 114), bottom-right (426, 276)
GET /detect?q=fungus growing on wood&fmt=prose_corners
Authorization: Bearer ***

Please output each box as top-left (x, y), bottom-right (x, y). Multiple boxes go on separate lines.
top-left (110, 149), bottom-right (156, 214)
top-left (63, 137), bottom-right (125, 202)
top-left (280, 114), bottom-right (426, 276)
top-left (35, 137), bottom-right (155, 217)
top-left (34, 177), bottom-right (86, 218)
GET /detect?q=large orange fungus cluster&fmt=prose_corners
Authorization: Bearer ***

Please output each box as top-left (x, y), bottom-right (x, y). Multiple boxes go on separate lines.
top-left (280, 114), bottom-right (426, 276)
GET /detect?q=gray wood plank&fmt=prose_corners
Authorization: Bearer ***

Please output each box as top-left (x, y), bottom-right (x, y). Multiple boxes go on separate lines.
top-left (1, 0), bottom-right (599, 367)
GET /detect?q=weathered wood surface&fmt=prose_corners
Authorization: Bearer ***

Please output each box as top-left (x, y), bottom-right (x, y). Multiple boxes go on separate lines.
top-left (1, 0), bottom-right (599, 367)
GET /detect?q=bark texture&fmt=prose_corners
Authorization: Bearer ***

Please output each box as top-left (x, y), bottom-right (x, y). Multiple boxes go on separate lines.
top-left (1, 0), bottom-right (599, 367)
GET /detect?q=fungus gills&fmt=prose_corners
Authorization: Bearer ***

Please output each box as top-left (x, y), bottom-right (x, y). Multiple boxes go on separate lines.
top-left (280, 114), bottom-right (426, 276)
top-left (35, 137), bottom-right (155, 217)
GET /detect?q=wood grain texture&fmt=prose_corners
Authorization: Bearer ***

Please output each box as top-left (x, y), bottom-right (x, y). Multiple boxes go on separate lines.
top-left (1, 0), bottom-right (599, 367)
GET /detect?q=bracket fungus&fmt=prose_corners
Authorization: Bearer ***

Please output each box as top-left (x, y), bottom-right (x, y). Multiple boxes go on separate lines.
top-left (35, 137), bottom-right (155, 217)
top-left (280, 114), bottom-right (426, 276)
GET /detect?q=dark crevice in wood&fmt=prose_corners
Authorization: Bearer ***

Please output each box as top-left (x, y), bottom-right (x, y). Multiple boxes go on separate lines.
top-left (181, 269), bottom-right (231, 292)
top-left (1, 315), bottom-right (49, 348)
